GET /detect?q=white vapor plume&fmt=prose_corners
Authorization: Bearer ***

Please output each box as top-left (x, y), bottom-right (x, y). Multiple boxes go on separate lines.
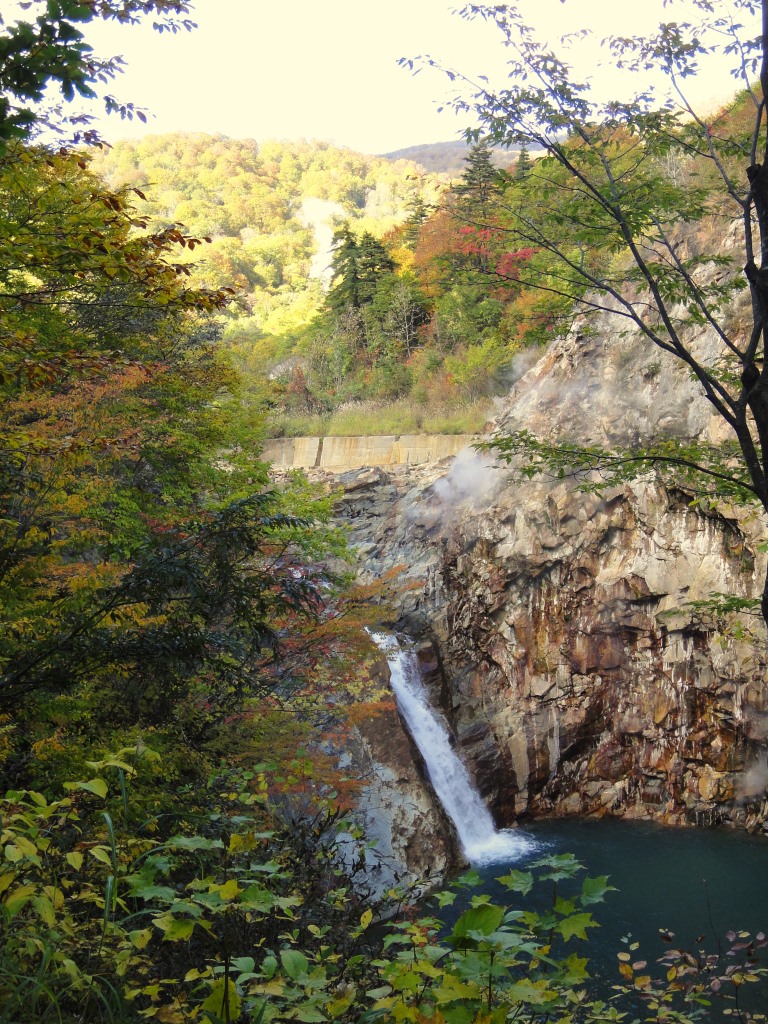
top-left (431, 448), bottom-right (503, 507)
top-left (736, 759), bottom-right (768, 802)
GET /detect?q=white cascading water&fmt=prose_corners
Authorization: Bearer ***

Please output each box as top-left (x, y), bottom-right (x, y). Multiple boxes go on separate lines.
top-left (371, 632), bottom-right (533, 865)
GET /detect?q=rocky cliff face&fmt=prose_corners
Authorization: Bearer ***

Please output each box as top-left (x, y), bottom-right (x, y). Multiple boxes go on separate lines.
top-left (327, 301), bottom-right (768, 836)
top-left (333, 646), bottom-right (461, 895)
top-left (344, 695), bottom-right (460, 895)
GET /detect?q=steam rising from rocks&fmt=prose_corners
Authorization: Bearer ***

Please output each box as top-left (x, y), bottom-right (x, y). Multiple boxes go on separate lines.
top-left (736, 759), bottom-right (768, 802)
top-left (431, 448), bottom-right (503, 508)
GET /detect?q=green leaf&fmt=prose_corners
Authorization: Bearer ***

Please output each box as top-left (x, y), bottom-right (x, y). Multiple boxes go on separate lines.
top-left (580, 875), bottom-right (614, 905)
top-left (127, 880), bottom-right (176, 901)
top-left (280, 948), bottom-right (309, 981)
top-left (455, 869), bottom-right (482, 887)
top-left (293, 1008), bottom-right (325, 1023)
top-left (506, 978), bottom-right (558, 1004)
top-left (554, 896), bottom-right (576, 916)
top-left (496, 869), bottom-right (533, 895)
top-left (261, 955), bottom-right (278, 979)
top-left (154, 914), bottom-right (195, 941)
top-left (230, 956), bottom-right (255, 973)
top-left (530, 853), bottom-right (582, 881)
top-left (434, 974), bottom-right (481, 1003)
top-left (557, 912), bottom-right (598, 942)
top-left (165, 835), bottom-right (222, 852)
top-left (451, 903), bottom-right (505, 941)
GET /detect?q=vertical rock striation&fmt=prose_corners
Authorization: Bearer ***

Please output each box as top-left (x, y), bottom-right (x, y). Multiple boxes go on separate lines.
top-left (330, 307), bottom-right (768, 834)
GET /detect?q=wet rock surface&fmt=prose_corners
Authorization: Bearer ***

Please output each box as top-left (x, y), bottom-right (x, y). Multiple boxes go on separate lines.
top-left (341, 650), bottom-right (460, 895)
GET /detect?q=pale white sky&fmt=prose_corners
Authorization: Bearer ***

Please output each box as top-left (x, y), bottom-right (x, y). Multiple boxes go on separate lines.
top-left (54, 0), bottom-right (755, 153)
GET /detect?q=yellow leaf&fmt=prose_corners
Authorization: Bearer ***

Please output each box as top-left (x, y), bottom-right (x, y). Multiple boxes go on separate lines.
top-left (14, 836), bottom-right (38, 858)
top-left (66, 851), bottom-right (84, 871)
top-left (360, 909), bottom-right (373, 930)
top-left (44, 885), bottom-right (64, 909)
top-left (130, 928), bottom-right (153, 949)
top-left (217, 878), bottom-right (241, 901)
top-left (249, 981), bottom-right (285, 997)
top-left (328, 993), bottom-right (355, 1018)
top-left (184, 967), bottom-right (213, 982)
top-left (71, 778), bottom-right (109, 799)
top-left (33, 894), bottom-right (56, 927)
top-left (155, 1007), bottom-right (186, 1023)
top-left (202, 979), bottom-right (241, 1020)
top-left (0, 871), bottom-right (16, 894)
top-left (59, 958), bottom-right (81, 982)
top-left (5, 884), bottom-right (35, 916)
top-left (89, 846), bottom-right (113, 867)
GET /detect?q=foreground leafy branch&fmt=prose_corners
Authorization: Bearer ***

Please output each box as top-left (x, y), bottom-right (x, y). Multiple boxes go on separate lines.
top-left (3, 761), bottom-right (766, 1023)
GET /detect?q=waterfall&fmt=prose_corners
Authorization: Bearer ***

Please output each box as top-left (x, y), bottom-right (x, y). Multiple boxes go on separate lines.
top-left (372, 633), bottom-right (533, 865)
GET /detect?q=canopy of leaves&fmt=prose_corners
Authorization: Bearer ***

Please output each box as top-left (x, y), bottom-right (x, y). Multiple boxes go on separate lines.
top-left (0, 1), bottom-right (196, 146)
top-left (0, 143), bottom-right (365, 782)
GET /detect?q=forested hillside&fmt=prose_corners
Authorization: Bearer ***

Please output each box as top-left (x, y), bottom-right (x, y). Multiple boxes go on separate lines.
top-left (91, 135), bottom-right (440, 368)
top-left (93, 135), bottom-right (558, 437)
top-left (3, 2), bottom-right (768, 1022)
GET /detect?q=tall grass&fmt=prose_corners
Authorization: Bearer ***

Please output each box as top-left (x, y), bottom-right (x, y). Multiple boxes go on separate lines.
top-left (267, 399), bottom-right (493, 438)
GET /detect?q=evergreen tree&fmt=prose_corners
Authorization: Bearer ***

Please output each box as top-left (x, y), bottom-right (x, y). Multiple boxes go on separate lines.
top-left (356, 231), bottom-right (395, 305)
top-left (514, 145), bottom-right (532, 180)
top-left (453, 139), bottom-right (501, 219)
top-left (327, 225), bottom-right (361, 310)
top-left (327, 226), bottom-right (394, 311)
top-left (402, 194), bottom-right (432, 248)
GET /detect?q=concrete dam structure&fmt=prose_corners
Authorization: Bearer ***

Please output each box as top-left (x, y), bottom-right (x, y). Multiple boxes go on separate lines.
top-left (262, 434), bottom-right (479, 472)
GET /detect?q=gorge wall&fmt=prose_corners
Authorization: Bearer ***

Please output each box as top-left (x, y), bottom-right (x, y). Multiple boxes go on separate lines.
top-left (321, 291), bottom-right (768, 839)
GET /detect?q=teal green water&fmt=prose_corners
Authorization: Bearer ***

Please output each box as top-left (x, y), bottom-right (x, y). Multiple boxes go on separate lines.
top-left (444, 818), bottom-right (768, 1015)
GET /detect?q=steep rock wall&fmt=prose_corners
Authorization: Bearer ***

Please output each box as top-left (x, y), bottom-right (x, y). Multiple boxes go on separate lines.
top-left (434, 476), bottom-right (767, 829)
top-left (344, 698), bottom-right (460, 893)
top-left (333, 644), bottom-right (461, 893)
top-left (327, 304), bottom-right (768, 835)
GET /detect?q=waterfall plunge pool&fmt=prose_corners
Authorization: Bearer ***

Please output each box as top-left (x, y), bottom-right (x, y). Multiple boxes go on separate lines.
top-left (375, 632), bottom-right (768, 1012)
top-left (464, 817), bottom-right (768, 994)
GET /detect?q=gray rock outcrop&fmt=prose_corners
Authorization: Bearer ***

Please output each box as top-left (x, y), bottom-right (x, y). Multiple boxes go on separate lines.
top-left (328, 302), bottom-right (768, 835)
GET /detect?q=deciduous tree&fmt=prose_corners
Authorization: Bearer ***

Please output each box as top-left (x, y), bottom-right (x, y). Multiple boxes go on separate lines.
top-left (0, 0), bottom-right (195, 146)
top-left (410, 0), bottom-right (768, 627)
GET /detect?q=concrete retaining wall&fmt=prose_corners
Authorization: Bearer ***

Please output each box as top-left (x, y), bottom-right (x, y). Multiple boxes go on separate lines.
top-left (263, 434), bottom-right (479, 472)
